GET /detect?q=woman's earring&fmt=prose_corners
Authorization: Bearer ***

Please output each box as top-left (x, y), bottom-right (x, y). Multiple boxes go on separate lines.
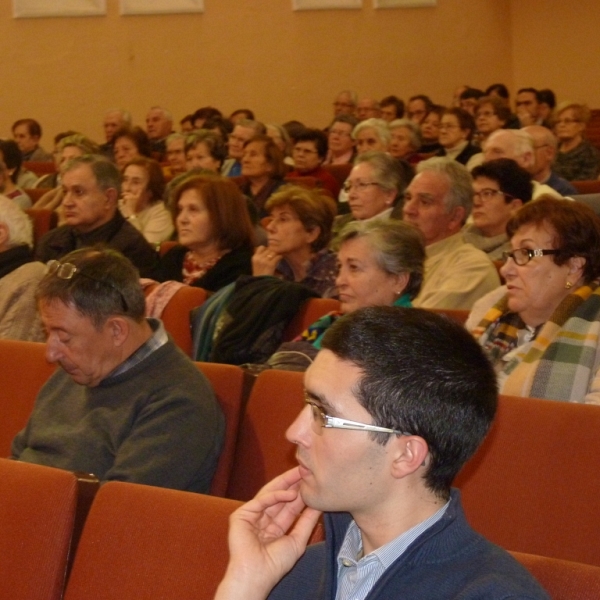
top-left (565, 281), bottom-right (573, 290)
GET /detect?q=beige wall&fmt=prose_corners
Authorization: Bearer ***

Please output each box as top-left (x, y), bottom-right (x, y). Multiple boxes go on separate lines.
top-left (1, 0), bottom-right (597, 147)
top-left (510, 0), bottom-right (600, 107)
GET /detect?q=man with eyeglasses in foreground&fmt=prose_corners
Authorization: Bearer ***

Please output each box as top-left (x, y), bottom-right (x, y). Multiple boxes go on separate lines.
top-left (11, 248), bottom-right (224, 493)
top-left (215, 306), bottom-right (548, 599)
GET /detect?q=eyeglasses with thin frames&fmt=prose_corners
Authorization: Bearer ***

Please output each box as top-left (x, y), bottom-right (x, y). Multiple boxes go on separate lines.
top-left (501, 248), bottom-right (560, 266)
top-left (472, 188), bottom-right (514, 202)
top-left (46, 260), bottom-right (129, 312)
top-left (342, 181), bottom-right (381, 193)
top-left (304, 394), bottom-right (408, 436)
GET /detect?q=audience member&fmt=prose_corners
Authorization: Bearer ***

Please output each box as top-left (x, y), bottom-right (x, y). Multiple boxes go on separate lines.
top-left (34, 131), bottom-right (79, 189)
top-left (214, 306), bottom-right (548, 600)
top-left (153, 175), bottom-right (254, 291)
top-left (180, 114), bottom-right (195, 133)
top-left (145, 106), bottom-right (174, 159)
top-left (185, 130), bottom-right (228, 173)
top-left (522, 125), bottom-right (577, 196)
top-left (222, 119), bottom-right (266, 177)
top-left (34, 155), bottom-right (158, 277)
top-left (266, 219), bottom-right (425, 371)
top-left (436, 108), bottom-right (479, 165)
top-left (352, 118), bottom-right (391, 154)
top-left (12, 248), bottom-right (224, 491)
top-left (553, 102), bottom-right (600, 181)
top-left (230, 109), bottom-right (256, 124)
top-left (164, 133), bottom-right (187, 178)
top-left (469, 197), bottom-right (600, 404)
top-left (406, 94), bottom-right (433, 124)
top-left (332, 90), bottom-right (358, 117)
top-left (474, 96), bottom-right (510, 146)
top-left (515, 87), bottom-right (545, 127)
top-left (119, 157), bottom-right (173, 246)
top-left (12, 118), bottom-right (53, 162)
top-left (192, 106), bottom-right (223, 129)
top-left (537, 89), bottom-right (557, 123)
top-left (288, 129), bottom-right (341, 198)
top-left (113, 126), bottom-right (153, 170)
top-left (334, 152), bottom-right (407, 234)
top-left (403, 158), bottom-right (499, 309)
top-left (379, 94), bottom-right (405, 122)
top-left (32, 134), bottom-right (100, 218)
top-left (0, 195), bottom-right (45, 341)
top-left (451, 84), bottom-right (470, 107)
top-left (463, 158), bottom-right (533, 259)
top-left (419, 106), bottom-right (444, 154)
top-left (356, 98), bottom-right (381, 121)
top-left (239, 135), bottom-right (287, 217)
top-left (252, 185), bottom-right (337, 297)
top-left (0, 138), bottom-right (38, 190)
top-left (100, 108), bottom-right (132, 159)
top-left (266, 124), bottom-right (293, 164)
top-left (0, 159), bottom-right (30, 209)
top-left (388, 119), bottom-right (422, 164)
top-left (482, 129), bottom-right (562, 198)
top-left (458, 87), bottom-right (485, 115)
top-left (324, 114), bottom-right (358, 165)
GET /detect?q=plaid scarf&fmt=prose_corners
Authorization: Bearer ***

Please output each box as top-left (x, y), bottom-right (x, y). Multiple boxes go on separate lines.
top-left (472, 280), bottom-right (600, 402)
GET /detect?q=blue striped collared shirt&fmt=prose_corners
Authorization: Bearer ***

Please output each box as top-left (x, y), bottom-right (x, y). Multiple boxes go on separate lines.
top-left (336, 501), bottom-right (449, 600)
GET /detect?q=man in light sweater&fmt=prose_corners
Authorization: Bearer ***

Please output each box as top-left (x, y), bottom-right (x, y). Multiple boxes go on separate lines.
top-left (11, 248), bottom-right (224, 493)
top-left (403, 158), bottom-right (499, 310)
top-left (215, 307), bottom-right (548, 600)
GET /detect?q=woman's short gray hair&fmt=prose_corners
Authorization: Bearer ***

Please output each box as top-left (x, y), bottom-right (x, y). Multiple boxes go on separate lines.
top-left (354, 151), bottom-right (406, 195)
top-left (389, 118), bottom-right (423, 150)
top-left (0, 195), bottom-right (33, 248)
top-left (337, 219), bottom-right (425, 300)
top-left (352, 118), bottom-right (392, 147)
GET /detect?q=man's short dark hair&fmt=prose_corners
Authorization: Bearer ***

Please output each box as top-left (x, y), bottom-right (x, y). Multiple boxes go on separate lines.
top-left (408, 94), bottom-right (433, 111)
top-left (294, 128), bottom-right (328, 159)
top-left (380, 95), bottom-right (406, 119)
top-left (459, 88), bottom-right (485, 102)
top-left (36, 248), bottom-right (146, 328)
top-left (321, 306), bottom-right (498, 499)
top-left (537, 89), bottom-right (556, 110)
top-left (517, 87), bottom-right (539, 101)
top-left (12, 118), bottom-right (42, 138)
top-left (472, 158), bottom-right (533, 204)
top-left (485, 83), bottom-right (510, 100)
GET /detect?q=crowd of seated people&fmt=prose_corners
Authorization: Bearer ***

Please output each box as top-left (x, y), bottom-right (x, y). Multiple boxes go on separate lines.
top-left (1, 86), bottom-right (600, 403)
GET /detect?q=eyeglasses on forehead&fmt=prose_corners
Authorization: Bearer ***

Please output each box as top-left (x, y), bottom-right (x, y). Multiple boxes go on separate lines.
top-left (46, 259), bottom-right (129, 312)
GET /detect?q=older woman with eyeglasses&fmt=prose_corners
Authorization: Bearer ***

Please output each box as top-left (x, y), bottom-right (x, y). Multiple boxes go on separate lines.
top-left (333, 152), bottom-right (410, 237)
top-left (553, 102), bottom-right (600, 181)
top-left (468, 196), bottom-right (600, 404)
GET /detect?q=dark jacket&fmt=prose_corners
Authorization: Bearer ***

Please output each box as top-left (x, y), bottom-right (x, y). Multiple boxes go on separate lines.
top-left (269, 490), bottom-right (549, 600)
top-left (35, 211), bottom-right (158, 277)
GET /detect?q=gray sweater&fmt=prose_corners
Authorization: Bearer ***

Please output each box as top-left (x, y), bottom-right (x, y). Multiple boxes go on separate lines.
top-left (11, 340), bottom-right (224, 493)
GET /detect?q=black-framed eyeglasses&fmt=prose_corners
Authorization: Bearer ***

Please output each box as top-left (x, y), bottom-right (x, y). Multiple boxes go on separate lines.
top-left (304, 394), bottom-right (408, 437)
top-left (501, 248), bottom-right (560, 266)
top-left (46, 260), bottom-right (129, 312)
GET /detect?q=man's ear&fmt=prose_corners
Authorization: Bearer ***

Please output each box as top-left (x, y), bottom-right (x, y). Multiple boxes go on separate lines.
top-left (105, 316), bottom-right (129, 347)
top-left (105, 187), bottom-right (119, 207)
top-left (389, 435), bottom-right (430, 479)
